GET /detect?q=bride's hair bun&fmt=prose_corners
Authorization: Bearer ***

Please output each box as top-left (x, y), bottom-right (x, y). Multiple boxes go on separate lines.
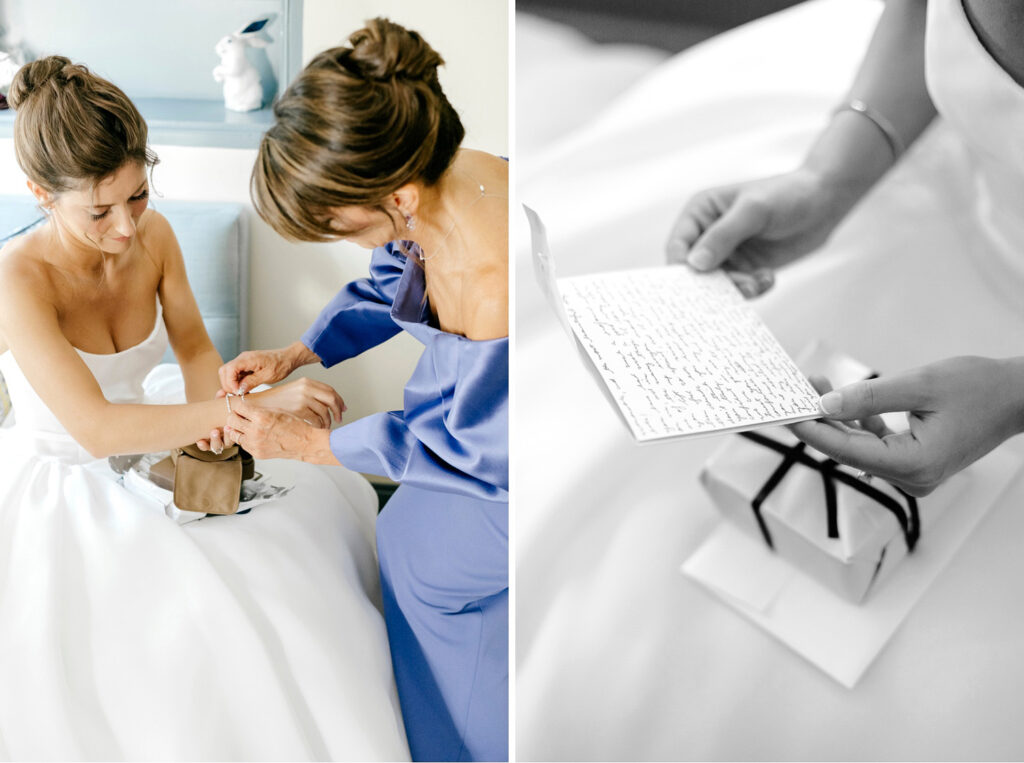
top-left (347, 17), bottom-right (444, 83)
top-left (6, 55), bottom-right (77, 109)
top-left (8, 55), bottom-right (158, 193)
top-left (253, 17), bottom-right (466, 243)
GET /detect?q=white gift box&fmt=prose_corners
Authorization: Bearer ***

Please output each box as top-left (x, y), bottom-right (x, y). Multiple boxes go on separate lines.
top-left (699, 343), bottom-right (967, 603)
top-left (700, 428), bottom-right (966, 603)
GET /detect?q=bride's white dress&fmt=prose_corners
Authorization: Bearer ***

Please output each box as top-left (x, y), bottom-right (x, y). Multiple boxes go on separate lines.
top-left (0, 302), bottom-right (409, 760)
top-left (517, 0), bottom-right (1024, 758)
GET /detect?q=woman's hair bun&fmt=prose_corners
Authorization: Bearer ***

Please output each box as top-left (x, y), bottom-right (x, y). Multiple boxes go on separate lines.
top-left (10, 54), bottom-right (157, 192)
top-left (347, 17), bottom-right (444, 83)
top-left (6, 55), bottom-right (83, 110)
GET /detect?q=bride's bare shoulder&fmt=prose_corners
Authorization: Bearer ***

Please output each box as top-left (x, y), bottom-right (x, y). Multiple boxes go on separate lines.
top-left (135, 208), bottom-right (182, 270)
top-left (136, 207), bottom-right (173, 238)
top-left (0, 231), bottom-right (59, 352)
top-left (0, 229), bottom-right (56, 296)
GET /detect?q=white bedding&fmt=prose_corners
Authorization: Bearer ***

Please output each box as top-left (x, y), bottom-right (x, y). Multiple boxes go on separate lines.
top-left (515, 2), bottom-right (1024, 759)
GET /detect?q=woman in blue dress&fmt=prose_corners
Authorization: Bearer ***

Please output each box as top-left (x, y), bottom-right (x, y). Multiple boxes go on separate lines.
top-left (213, 18), bottom-right (508, 762)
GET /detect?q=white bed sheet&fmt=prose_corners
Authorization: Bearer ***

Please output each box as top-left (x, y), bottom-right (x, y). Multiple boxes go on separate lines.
top-left (516, 13), bottom-right (668, 171)
top-left (515, 2), bottom-right (1024, 760)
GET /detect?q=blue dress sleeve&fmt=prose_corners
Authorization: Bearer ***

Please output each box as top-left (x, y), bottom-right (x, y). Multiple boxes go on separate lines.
top-left (329, 337), bottom-right (509, 502)
top-left (300, 243), bottom-right (406, 367)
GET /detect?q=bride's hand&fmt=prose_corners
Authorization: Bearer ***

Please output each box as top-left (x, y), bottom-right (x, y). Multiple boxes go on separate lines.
top-left (195, 390), bottom-right (228, 453)
top-left (790, 357), bottom-right (1024, 496)
top-left (194, 427), bottom-right (227, 454)
top-left (665, 168), bottom-right (851, 298)
top-left (244, 378), bottom-right (346, 429)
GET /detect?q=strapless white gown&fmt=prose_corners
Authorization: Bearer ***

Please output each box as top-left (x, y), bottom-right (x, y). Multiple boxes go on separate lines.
top-left (516, 0), bottom-right (1024, 759)
top-left (0, 303), bottom-right (409, 760)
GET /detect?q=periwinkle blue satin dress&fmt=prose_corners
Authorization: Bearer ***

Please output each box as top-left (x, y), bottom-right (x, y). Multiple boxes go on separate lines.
top-left (301, 242), bottom-right (509, 762)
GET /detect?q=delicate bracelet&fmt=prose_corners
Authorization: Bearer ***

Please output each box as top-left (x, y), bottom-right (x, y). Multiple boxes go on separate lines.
top-left (833, 99), bottom-right (906, 161)
top-left (225, 391), bottom-right (246, 414)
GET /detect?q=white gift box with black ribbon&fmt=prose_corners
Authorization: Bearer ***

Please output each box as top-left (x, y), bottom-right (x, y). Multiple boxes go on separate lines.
top-left (699, 342), bottom-right (965, 603)
top-left (700, 426), bottom-right (966, 604)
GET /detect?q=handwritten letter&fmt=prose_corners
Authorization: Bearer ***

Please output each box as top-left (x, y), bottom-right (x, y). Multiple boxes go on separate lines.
top-left (558, 267), bottom-right (821, 441)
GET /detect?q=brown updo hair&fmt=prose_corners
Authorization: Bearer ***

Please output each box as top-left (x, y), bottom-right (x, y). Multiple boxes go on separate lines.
top-left (252, 17), bottom-right (466, 242)
top-left (8, 55), bottom-right (158, 194)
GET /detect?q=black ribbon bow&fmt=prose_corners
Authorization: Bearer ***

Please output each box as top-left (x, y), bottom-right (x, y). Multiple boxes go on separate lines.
top-left (738, 430), bottom-right (920, 553)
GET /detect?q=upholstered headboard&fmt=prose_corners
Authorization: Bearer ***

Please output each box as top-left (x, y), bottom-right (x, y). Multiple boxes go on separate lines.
top-left (0, 195), bottom-right (249, 363)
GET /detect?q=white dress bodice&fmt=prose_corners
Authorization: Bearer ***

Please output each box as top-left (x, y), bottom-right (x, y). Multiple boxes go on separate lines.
top-left (926, 0), bottom-right (1024, 293)
top-left (0, 300), bottom-right (167, 461)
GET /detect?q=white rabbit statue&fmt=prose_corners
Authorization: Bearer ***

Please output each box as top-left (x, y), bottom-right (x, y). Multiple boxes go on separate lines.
top-left (213, 17), bottom-right (273, 112)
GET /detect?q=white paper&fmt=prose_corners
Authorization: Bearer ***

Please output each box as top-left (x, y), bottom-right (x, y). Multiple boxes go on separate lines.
top-left (560, 267), bottom-right (821, 441)
top-left (524, 205), bottom-right (573, 336)
top-left (682, 448), bottom-right (1023, 688)
top-left (525, 207), bottom-right (820, 442)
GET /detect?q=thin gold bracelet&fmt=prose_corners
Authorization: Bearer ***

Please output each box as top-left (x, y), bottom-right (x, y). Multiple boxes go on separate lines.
top-left (833, 99), bottom-right (906, 161)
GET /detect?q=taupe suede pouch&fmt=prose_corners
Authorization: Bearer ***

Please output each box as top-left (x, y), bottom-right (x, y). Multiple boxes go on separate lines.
top-left (161, 444), bottom-right (255, 515)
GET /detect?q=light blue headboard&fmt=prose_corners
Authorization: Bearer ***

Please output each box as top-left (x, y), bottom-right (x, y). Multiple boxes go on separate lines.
top-left (0, 195), bottom-right (248, 362)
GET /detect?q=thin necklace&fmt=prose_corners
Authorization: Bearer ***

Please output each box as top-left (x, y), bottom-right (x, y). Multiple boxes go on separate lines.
top-left (414, 175), bottom-right (507, 263)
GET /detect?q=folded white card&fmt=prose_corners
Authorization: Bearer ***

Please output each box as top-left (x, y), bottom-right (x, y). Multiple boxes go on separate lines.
top-left (682, 447), bottom-right (1023, 688)
top-left (524, 205), bottom-right (820, 442)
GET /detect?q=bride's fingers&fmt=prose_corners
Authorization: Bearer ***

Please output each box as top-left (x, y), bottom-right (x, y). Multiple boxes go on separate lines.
top-left (860, 414), bottom-right (892, 438)
top-left (209, 428), bottom-right (225, 454)
top-left (301, 405), bottom-right (328, 429)
top-left (310, 404), bottom-right (330, 428)
top-left (321, 390), bottom-right (346, 420)
top-left (305, 382), bottom-right (346, 419)
top-left (724, 268), bottom-right (774, 299)
top-left (807, 375), bottom-right (834, 396)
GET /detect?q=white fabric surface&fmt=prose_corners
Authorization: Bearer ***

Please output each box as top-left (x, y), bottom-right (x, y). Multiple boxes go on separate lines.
top-left (516, 0), bottom-right (1024, 759)
top-left (0, 308), bottom-right (408, 759)
top-left (516, 13), bottom-right (668, 171)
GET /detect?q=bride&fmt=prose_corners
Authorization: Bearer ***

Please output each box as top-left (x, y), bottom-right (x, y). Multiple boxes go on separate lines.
top-left (667, 0), bottom-right (1024, 494)
top-left (0, 57), bottom-right (408, 759)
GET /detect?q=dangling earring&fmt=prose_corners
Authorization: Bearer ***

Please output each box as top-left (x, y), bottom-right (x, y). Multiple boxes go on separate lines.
top-left (404, 213), bottom-right (416, 232)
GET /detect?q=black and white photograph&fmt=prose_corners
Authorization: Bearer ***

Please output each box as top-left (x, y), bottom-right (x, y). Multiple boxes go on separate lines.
top-left (516, 0), bottom-right (1024, 760)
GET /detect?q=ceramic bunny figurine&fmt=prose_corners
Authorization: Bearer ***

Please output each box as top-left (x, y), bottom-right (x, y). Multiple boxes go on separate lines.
top-left (213, 18), bottom-right (273, 112)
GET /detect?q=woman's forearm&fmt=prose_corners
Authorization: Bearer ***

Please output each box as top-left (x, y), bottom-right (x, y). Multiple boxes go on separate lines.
top-left (302, 427), bottom-right (343, 466)
top-left (804, 0), bottom-right (936, 209)
top-left (78, 398), bottom-right (229, 458)
top-left (180, 346), bottom-right (224, 402)
top-left (286, 340), bottom-right (321, 371)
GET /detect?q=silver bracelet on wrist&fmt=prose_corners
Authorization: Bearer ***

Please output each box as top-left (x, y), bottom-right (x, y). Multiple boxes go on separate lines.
top-left (833, 99), bottom-right (906, 161)
top-left (225, 390), bottom-right (246, 414)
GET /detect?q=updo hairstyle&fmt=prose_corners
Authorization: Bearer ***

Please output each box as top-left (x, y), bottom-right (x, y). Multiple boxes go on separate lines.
top-left (8, 55), bottom-right (158, 195)
top-left (252, 17), bottom-right (466, 242)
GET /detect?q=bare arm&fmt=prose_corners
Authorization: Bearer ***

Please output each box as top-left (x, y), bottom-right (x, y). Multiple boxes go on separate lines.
top-left (667, 0), bottom-right (939, 284)
top-left (804, 0), bottom-right (936, 212)
top-left (0, 264), bottom-right (228, 458)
